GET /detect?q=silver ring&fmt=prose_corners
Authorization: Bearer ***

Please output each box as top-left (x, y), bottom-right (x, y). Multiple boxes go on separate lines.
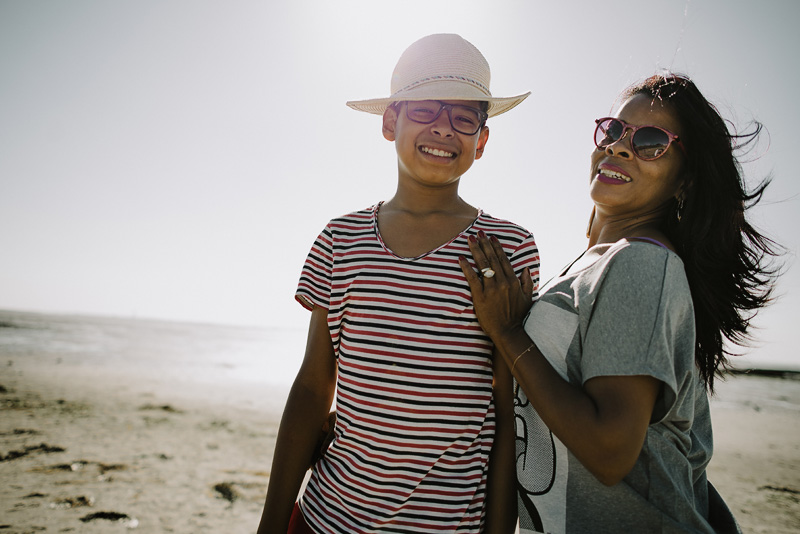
top-left (481, 267), bottom-right (495, 279)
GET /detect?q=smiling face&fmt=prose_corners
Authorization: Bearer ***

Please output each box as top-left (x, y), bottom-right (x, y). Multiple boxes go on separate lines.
top-left (383, 100), bottom-right (489, 190)
top-left (589, 93), bottom-right (686, 221)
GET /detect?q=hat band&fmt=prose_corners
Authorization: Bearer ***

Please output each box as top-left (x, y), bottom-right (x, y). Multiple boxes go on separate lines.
top-left (392, 75), bottom-right (492, 98)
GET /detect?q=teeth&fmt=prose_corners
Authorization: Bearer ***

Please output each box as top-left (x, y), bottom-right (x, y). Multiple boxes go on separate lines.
top-left (421, 146), bottom-right (454, 158)
top-left (600, 169), bottom-right (631, 182)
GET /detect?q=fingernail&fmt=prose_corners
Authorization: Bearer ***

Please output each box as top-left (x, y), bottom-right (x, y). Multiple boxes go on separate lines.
top-left (490, 235), bottom-right (499, 242)
top-left (478, 230), bottom-right (486, 238)
top-left (468, 235), bottom-right (477, 243)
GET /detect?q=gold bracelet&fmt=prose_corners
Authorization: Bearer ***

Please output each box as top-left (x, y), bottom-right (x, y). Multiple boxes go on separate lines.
top-left (511, 342), bottom-right (535, 374)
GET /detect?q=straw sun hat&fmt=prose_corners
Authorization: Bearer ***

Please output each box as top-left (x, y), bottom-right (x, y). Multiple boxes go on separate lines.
top-left (346, 33), bottom-right (530, 118)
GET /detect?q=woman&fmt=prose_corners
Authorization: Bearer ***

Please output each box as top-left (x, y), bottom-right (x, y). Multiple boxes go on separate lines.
top-left (459, 74), bottom-right (780, 533)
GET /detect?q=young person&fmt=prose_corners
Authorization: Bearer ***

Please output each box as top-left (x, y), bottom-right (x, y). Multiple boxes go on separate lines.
top-left (257, 33), bottom-right (539, 533)
top-left (460, 74), bottom-right (781, 533)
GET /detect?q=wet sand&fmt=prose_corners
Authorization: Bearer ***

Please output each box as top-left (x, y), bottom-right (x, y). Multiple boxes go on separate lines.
top-left (1, 366), bottom-right (284, 533)
top-left (704, 371), bottom-right (800, 533)
top-left (1, 339), bottom-right (798, 532)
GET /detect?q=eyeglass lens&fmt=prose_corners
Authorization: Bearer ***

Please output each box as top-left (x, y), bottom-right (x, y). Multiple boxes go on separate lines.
top-left (595, 118), bottom-right (672, 160)
top-left (405, 101), bottom-right (484, 135)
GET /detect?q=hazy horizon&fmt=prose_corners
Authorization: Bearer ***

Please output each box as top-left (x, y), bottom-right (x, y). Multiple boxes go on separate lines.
top-left (1, 0), bottom-right (797, 371)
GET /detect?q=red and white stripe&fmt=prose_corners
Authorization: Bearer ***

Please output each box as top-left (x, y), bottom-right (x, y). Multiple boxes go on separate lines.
top-left (295, 204), bottom-right (539, 533)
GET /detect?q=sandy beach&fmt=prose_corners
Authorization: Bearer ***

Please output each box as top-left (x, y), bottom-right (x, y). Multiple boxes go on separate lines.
top-left (1, 311), bottom-right (798, 533)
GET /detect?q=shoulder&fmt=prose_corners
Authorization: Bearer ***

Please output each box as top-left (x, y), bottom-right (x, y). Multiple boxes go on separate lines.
top-left (601, 239), bottom-right (684, 273)
top-left (327, 204), bottom-right (378, 226)
top-left (593, 240), bottom-right (691, 301)
top-left (475, 211), bottom-right (535, 243)
top-left (320, 204), bottom-right (379, 234)
top-left (478, 213), bottom-right (539, 273)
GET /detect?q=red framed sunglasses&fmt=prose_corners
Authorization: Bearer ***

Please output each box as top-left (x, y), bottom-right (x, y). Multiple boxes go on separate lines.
top-left (594, 117), bottom-right (686, 161)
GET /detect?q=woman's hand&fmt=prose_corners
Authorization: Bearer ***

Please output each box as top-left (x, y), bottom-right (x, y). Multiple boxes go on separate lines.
top-left (310, 411), bottom-right (337, 468)
top-left (460, 233), bottom-right (662, 487)
top-left (459, 232), bottom-right (535, 341)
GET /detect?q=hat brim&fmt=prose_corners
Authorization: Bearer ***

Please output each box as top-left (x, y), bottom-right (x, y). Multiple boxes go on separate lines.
top-left (347, 91), bottom-right (530, 118)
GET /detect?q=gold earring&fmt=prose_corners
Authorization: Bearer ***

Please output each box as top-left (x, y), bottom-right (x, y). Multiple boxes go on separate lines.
top-left (676, 196), bottom-right (685, 222)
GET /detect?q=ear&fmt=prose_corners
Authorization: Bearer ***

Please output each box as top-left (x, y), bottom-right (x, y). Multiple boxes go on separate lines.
top-left (382, 105), bottom-right (398, 141)
top-left (674, 174), bottom-right (693, 201)
top-left (474, 126), bottom-right (490, 160)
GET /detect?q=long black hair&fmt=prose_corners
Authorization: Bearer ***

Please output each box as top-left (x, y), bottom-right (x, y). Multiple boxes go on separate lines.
top-left (624, 74), bottom-right (782, 393)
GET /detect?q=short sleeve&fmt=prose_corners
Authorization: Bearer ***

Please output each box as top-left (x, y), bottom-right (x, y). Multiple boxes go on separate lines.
top-left (295, 225), bottom-right (334, 311)
top-left (581, 245), bottom-right (693, 419)
top-left (508, 232), bottom-right (541, 296)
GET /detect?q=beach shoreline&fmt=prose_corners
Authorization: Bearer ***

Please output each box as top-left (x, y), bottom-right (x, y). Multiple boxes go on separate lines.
top-left (1, 370), bottom-right (279, 532)
top-left (1, 312), bottom-right (798, 532)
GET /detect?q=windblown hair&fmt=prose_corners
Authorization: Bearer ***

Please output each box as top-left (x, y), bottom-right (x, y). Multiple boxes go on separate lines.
top-left (624, 74), bottom-right (782, 393)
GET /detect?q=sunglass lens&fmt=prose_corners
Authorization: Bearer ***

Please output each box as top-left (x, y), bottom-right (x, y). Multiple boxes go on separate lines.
top-left (450, 106), bottom-right (482, 134)
top-left (595, 119), bottom-right (623, 147)
top-left (632, 127), bottom-right (671, 160)
top-left (406, 101), bottom-right (441, 123)
top-left (405, 101), bottom-right (483, 134)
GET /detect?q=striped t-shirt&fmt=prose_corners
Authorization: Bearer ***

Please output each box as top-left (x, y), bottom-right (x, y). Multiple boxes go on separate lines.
top-left (295, 203), bottom-right (540, 533)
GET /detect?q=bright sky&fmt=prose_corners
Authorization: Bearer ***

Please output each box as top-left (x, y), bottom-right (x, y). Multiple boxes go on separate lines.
top-left (1, 0), bottom-right (797, 370)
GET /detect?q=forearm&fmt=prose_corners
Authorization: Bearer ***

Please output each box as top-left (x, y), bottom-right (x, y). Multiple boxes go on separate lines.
top-left (484, 352), bottom-right (518, 534)
top-left (493, 328), bottom-right (651, 486)
top-left (462, 233), bottom-right (656, 486)
top-left (257, 379), bottom-right (334, 534)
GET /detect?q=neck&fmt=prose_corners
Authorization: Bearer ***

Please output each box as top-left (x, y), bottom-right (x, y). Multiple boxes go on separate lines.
top-left (587, 209), bottom-right (669, 248)
top-left (385, 182), bottom-right (474, 217)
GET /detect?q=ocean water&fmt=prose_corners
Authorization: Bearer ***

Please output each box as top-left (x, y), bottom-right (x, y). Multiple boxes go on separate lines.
top-left (0, 309), bottom-right (306, 413)
top-left (1, 309), bottom-right (798, 415)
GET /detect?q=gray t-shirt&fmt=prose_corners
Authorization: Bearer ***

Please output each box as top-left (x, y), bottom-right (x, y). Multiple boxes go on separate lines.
top-left (516, 239), bottom-right (714, 534)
